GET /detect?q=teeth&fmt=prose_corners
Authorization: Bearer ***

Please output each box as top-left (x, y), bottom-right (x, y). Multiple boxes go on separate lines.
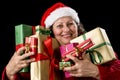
top-left (62, 34), bottom-right (71, 38)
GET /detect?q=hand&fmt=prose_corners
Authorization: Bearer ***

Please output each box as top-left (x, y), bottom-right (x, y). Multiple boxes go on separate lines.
top-left (6, 47), bottom-right (35, 80)
top-left (63, 52), bottom-right (100, 80)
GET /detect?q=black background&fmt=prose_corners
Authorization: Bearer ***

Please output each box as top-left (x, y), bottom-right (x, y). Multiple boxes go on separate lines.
top-left (0, 0), bottom-right (120, 78)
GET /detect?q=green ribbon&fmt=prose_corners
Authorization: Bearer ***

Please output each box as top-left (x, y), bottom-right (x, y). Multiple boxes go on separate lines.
top-left (82, 33), bottom-right (111, 64)
top-left (36, 27), bottom-right (51, 35)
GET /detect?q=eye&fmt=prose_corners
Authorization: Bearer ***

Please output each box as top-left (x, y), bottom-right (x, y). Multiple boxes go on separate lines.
top-left (67, 22), bottom-right (74, 27)
top-left (56, 25), bottom-right (63, 29)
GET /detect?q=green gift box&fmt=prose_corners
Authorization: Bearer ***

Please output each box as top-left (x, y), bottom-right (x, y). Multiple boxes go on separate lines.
top-left (15, 24), bottom-right (33, 72)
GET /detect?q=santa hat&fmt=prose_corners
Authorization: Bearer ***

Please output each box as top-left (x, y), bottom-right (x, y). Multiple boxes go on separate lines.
top-left (40, 2), bottom-right (80, 28)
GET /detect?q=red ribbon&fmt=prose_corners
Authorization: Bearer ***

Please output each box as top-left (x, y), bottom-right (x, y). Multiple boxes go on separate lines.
top-left (31, 36), bottom-right (58, 80)
top-left (16, 44), bottom-right (24, 51)
top-left (33, 54), bottom-right (49, 62)
top-left (44, 36), bottom-right (58, 80)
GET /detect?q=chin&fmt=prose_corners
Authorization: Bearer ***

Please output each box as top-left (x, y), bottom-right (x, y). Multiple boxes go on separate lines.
top-left (63, 41), bottom-right (71, 45)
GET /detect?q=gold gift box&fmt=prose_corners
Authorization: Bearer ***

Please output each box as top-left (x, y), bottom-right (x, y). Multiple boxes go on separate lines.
top-left (70, 27), bottom-right (116, 65)
top-left (29, 25), bottom-right (61, 80)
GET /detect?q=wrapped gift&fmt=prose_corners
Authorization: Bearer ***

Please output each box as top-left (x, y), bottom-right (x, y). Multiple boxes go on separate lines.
top-left (70, 27), bottom-right (117, 64)
top-left (29, 25), bottom-right (61, 80)
top-left (15, 24), bottom-right (34, 72)
top-left (59, 43), bottom-right (78, 70)
top-left (59, 39), bottom-right (94, 79)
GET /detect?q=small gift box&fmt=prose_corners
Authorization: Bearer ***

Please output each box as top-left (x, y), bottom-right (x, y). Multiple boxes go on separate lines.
top-left (70, 27), bottom-right (117, 64)
top-left (15, 24), bottom-right (34, 72)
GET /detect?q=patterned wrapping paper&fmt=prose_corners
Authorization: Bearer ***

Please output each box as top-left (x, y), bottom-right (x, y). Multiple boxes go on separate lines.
top-left (70, 27), bottom-right (117, 65)
top-left (29, 25), bottom-right (61, 80)
top-left (15, 24), bottom-right (33, 72)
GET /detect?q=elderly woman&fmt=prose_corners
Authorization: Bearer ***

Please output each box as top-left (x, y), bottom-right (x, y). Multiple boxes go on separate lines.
top-left (2, 2), bottom-right (120, 80)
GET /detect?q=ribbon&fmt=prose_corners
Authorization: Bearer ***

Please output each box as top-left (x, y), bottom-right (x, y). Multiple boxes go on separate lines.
top-left (44, 37), bottom-right (54, 80)
top-left (35, 27), bottom-right (51, 35)
top-left (82, 33), bottom-right (112, 64)
top-left (35, 26), bottom-right (56, 80)
top-left (16, 44), bottom-right (24, 51)
top-left (44, 36), bottom-right (59, 80)
top-left (34, 54), bottom-right (49, 62)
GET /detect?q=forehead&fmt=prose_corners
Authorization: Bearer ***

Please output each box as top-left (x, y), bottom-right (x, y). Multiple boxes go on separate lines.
top-left (53, 16), bottom-right (74, 24)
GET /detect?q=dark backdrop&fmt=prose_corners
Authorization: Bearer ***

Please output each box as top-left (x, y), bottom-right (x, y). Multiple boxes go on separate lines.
top-left (0, 0), bottom-right (119, 79)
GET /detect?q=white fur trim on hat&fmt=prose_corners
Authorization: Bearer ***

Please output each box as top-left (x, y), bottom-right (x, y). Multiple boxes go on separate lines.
top-left (45, 7), bottom-right (80, 28)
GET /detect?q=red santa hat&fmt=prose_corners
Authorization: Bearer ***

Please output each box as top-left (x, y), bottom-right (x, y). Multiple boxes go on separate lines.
top-left (40, 2), bottom-right (80, 28)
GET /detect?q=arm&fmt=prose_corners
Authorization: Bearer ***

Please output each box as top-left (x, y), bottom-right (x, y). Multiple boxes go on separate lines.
top-left (98, 52), bottom-right (120, 80)
top-left (2, 67), bottom-right (9, 80)
top-left (2, 47), bottom-right (35, 80)
top-left (98, 59), bottom-right (120, 80)
top-left (2, 67), bottom-right (30, 80)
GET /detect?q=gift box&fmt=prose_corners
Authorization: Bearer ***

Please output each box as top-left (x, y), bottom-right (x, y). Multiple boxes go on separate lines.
top-left (59, 39), bottom-right (94, 79)
top-left (15, 24), bottom-right (34, 72)
top-left (29, 25), bottom-right (61, 80)
top-left (70, 27), bottom-right (117, 65)
top-left (59, 43), bottom-right (78, 79)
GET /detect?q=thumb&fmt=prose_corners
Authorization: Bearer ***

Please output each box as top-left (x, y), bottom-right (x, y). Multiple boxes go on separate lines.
top-left (78, 51), bottom-right (88, 60)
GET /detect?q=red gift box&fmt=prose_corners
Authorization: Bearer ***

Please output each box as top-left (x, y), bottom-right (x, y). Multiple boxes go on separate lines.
top-left (61, 38), bottom-right (94, 62)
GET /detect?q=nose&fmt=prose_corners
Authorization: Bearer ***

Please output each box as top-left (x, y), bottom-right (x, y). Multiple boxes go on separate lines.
top-left (63, 26), bottom-right (70, 32)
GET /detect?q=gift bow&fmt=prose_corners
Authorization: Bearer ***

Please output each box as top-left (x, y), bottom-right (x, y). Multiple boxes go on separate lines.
top-left (86, 42), bottom-right (111, 64)
top-left (82, 33), bottom-right (112, 64)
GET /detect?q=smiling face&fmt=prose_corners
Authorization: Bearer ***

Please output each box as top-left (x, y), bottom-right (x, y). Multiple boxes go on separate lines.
top-left (52, 16), bottom-right (78, 45)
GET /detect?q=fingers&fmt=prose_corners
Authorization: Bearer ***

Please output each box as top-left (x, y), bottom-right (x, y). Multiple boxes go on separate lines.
top-left (21, 52), bottom-right (34, 60)
top-left (20, 58), bottom-right (35, 67)
top-left (63, 54), bottom-right (79, 72)
top-left (66, 54), bottom-right (80, 63)
top-left (16, 47), bottom-right (26, 55)
top-left (15, 47), bottom-right (35, 60)
top-left (63, 65), bottom-right (77, 72)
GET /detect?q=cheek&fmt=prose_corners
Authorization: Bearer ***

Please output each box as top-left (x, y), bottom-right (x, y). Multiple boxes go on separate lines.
top-left (53, 29), bottom-right (61, 36)
top-left (71, 27), bottom-right (78, 35)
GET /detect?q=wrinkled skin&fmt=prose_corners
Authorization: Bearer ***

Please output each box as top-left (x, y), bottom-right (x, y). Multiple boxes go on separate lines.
top-left (6, 47), bottom-right (35, 80)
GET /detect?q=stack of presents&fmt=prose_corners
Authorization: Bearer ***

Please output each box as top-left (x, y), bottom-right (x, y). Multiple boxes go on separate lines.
top-left (15, 24), bottom-right (116, 80)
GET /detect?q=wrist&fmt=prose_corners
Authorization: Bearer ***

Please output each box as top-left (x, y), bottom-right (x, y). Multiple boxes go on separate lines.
top-left (6, 66), bottom-right (14, 80)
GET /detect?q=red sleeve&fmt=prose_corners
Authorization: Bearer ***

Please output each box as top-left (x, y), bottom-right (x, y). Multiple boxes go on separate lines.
top-left (1, 67), bottom-right (30, 80)
top-left (98, 59), bottom-right (120, 80)
top-left (2, 67), bottom-right (9, 80)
